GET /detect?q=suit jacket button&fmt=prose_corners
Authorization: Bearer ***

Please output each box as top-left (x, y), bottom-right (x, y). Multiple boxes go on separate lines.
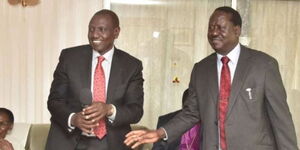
top-left (214, 121), bottom-right (218, 125)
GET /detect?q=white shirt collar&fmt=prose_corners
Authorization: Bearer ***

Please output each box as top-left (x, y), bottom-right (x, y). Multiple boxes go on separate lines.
top-left (217, 43), bottom-right (241, 65)
top-left (92, 47), bottom-right (115, 63)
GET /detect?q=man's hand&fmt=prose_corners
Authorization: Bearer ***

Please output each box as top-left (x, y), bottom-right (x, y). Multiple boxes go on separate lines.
top-left (71, 111), bottom-right (98, 134)
top-left (71, 102), bottom-right (113, 133)
top-left (82, 102), bottom-right (113, 122)
top-left (0, 139), bottom-right (14, 150)
top-left (124, 128), bottom-right (165, 149)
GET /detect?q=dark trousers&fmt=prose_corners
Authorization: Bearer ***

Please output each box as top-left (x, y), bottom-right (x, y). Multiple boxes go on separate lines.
top-left (75, 135), bottom-right (108, 150)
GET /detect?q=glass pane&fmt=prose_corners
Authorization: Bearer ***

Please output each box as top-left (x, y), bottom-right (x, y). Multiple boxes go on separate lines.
top-left (111, 0), bottom-right (231, 127)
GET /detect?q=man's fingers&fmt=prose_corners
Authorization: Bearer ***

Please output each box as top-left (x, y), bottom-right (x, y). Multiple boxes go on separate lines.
top-left (129, 135), bottom-right (156, 149)
top-left (131, 140), bottom-right (143, 149)
top-left (124, 134), bottom-right (136, 144)
top-left (124, 130), bottom-right (149, 147)
top-left (86, 113), bottom-right (105, 122)
top-left (124, 135), bottom-right (144, 148)
top-left (80, 127), bottom-right (93, 133)
top-left (83, 102), bottom-right (108, 120)
top-left (125, 130), bottom-right (147, 137)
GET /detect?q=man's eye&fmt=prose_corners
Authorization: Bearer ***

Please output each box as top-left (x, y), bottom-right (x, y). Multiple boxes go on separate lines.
top-left (99, 28), bottom-right (107, 32)
top-left (89, 28), bottom-right (95, 32)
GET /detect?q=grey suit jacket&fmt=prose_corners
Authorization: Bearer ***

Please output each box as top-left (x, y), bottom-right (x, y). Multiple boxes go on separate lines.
top-left (163, 45), bottom-right (298, 150)
top-left (46, 45), bottom-right (144, 150)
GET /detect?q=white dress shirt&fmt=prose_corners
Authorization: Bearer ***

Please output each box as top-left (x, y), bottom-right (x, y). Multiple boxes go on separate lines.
top-left (216, 43), bottom-right (241, 86)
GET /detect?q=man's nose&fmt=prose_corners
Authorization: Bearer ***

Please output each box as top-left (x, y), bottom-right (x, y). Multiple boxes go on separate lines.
top-left (210, 29), bottom-right (219, 36)
top-left (91, 31), bottom-right (102, 39)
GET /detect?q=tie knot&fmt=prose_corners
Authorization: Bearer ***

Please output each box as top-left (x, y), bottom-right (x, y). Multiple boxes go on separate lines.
top-left (98, 56), bottom-right (105, 63)
top-left (221, 56), bottom-right (230, 64)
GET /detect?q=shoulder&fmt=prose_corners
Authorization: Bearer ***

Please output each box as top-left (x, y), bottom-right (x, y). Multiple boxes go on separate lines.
top-left (242, 46), bottom-right (278, 66)
top-left (192, 52), bottom-right (216, 72)
top-left (58, 44), bottom-right (92, 63)
top-left (114, 48), bottom-right (142, 66)
top-left (60, 44), bottom-right (92, 56)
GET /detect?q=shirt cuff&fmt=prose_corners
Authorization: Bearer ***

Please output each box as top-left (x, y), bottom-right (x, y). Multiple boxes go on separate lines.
top-left (107, 104), bottom-right (116, 123)
top-left (160, 127), bottom-right (168, 141)
top-left (68, 113), bottom-right (75, 132)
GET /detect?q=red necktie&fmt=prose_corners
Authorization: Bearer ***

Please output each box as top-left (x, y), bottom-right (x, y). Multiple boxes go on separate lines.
top-left (219, 56), bottom-right (231, 150)
top-left (93, 56), bottom-right (107, 139)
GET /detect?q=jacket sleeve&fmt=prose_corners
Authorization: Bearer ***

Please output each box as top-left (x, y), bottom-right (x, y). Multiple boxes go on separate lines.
top-left (264, 58), bottom-right (298, 149)
top-left (110, 61), bottom-right (144, 127)
top-left (47, 50), bottom-right (74, 132)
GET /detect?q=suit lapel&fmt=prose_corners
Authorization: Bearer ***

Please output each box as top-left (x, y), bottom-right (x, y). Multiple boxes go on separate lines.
top-left (106, 49), bottom-right (123, 103)
top-left (226, 46), bottom-right (251, 119)
top-left (81, 46), bottom-right (93, 90)
top-left (208, 54), bottom-right (219, 105)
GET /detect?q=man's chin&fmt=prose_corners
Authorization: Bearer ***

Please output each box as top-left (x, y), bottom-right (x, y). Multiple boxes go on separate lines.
top-left (211, 45), bottom-right (222, 51)
top-left (91, 45), bottom-right (103, 51)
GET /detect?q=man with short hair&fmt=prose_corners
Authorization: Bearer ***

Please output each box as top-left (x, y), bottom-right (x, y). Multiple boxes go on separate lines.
top-left (46, 9), bottom-right (144, 150)
top-left (125, 6), bottom-right (298, 150)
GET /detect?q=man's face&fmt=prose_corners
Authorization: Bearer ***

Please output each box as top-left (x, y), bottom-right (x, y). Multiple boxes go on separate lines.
top-left (0, 113), bottom-right (12, 139)
top-left (88, 14), bottom-right (120, 55)
top-left (207, 11), bottom-right (241, 55)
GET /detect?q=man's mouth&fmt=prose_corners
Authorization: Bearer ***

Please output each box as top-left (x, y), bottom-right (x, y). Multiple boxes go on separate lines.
top-left (211, 37), bottom-right (221, 42)
top-left (92, 40), bottom-right (102, 44)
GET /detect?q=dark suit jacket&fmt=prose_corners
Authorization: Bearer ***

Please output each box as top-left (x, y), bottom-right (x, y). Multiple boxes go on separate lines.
top-left (46, 45), bottom-right (144, 150)
top-left (163, 45), bottom-right (298, 150)
top-left (152, 110), bottom-right (181, 150)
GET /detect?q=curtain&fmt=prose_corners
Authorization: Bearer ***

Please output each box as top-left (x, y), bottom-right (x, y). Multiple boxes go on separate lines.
top-left (0, 0), bottom-right (103, 123)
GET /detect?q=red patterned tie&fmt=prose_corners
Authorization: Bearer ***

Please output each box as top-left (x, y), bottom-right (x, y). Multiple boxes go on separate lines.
top-left (93, 56), bottom-right (107, 139)
top-left (219, 56), bottom-right (231, 150)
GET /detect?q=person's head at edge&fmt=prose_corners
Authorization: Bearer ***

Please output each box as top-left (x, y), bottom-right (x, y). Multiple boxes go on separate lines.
top-left (88, 9), bottom-right (121, 55)
top-left (207, 6), bottom-right (242, 56)
top-left (0, 108), bottom-right (14, 139)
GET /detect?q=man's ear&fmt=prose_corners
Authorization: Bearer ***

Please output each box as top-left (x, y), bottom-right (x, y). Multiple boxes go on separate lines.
top-left (8, 124), bottom-right (13, 131)
top-left (234, 26), bottom-right (241, 37)
top-left (114, 27), bottom-right (121, 39)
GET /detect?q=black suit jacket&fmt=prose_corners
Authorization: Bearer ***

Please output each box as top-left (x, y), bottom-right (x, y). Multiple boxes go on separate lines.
top-left (152, 110), bottom-right (181, 150)
top-left (46, 45), bottom-right (144, 150)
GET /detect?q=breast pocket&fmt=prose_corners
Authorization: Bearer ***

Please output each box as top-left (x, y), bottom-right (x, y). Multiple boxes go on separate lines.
top-left (241, 87), bottom-right (257, 101)
top-left (240, 87), bottom-right (263, 119)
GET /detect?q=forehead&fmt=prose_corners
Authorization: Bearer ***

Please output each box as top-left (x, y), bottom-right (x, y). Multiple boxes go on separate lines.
top-left (0, 113), bottom-right (9, 122)
top-left (209, 11), bottom-right (232, 24)
top-left (89, 14), bottom-right (114, 26)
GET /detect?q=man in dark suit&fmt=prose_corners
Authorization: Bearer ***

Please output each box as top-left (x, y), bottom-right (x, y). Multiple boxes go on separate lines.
top-left (152, 90), bottom-right (200, 150)
top-left (125, 6), bottom-right (298, 150)
top-left (46, 9), bottom-right (144, 150)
